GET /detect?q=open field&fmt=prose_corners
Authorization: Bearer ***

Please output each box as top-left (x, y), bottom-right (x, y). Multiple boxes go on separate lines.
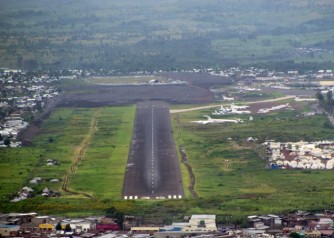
top-left (0, 148), bottom-right (42, 202)
top-left (66, 106), bottom-right (135, 200)
top-left (0, 106), bottom-right (135, 213)
top-left (171, 100), bottom-right (334, 216)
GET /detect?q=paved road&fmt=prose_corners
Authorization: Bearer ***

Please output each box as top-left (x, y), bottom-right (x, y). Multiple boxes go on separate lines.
top-left (122, 101), bottom-right (184, 199)
top-left (170, 95), bottom-right (296, 114)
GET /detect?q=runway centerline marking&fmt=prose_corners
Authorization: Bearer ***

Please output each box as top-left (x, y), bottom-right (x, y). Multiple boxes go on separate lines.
top-left (151, 107), bottom-right (155, 194)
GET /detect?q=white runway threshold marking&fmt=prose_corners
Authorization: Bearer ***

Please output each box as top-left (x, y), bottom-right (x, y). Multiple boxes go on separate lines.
top-left (125, 195), bottom-right (183, 200)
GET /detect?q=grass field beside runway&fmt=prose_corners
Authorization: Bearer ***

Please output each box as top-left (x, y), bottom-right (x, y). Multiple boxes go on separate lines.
top-left (171, 103), bottom-right (334, 216)
top-left (0, 106), bottom-right (135, 213)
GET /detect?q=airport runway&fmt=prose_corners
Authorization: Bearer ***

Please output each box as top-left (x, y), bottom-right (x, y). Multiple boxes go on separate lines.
top-left (122, 101), bottom-right (184, 199)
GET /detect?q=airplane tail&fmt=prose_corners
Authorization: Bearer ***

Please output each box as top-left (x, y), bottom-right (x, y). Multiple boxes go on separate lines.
top-left (204, 115), bottom-right (212, 120)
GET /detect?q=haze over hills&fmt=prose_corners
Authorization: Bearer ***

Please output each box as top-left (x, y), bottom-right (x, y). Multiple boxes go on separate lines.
top-left (0, 0), bottom-right (334, 71)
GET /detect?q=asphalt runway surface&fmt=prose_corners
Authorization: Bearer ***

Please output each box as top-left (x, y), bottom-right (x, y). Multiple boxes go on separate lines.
top-left (122, 101), bottom-right (184, 199)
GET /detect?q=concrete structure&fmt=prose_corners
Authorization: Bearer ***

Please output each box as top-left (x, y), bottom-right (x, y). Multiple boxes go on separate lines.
top-left (39, 223), bottom-right (54, 231)
top-left (186, 215), bottom-right (217, 232)
top-left (0, 224), bottom-right (20, 236)
top-left (62, 219), bottom-right (96, 233)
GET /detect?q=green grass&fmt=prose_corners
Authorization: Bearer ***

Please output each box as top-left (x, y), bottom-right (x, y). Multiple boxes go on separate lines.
top-left (171, 105), bottom-right (334, 216)
top-left (69, 106), bottom-right (135, 199)
top-left (212, 29), bottom-right (334, 62)
top-left (3, 102), bottom-right (334, 221)
top-left (31, 108), bottom-right (96, 192)
top-left (0, 148), bottom-right (42, 202)
top-left (0, 106), bottom-right (135, 214)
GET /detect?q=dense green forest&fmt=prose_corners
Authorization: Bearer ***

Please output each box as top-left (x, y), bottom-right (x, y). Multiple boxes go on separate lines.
top-left (1, 0), bottom-right (334, 71)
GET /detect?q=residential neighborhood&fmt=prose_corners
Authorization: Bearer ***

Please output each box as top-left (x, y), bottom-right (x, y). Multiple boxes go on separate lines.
top-left (265, 140), bottom-right (334, 170)
top-left (0, 69), bottom-right (63, 147)
top-left (2, 210), bottom-right (334, 238)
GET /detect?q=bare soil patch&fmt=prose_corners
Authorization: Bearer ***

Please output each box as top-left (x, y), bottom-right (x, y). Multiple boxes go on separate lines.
top-left (18, 97), bottom-right (62, 145)
top-left (59, 84), bottom-right (214, 107)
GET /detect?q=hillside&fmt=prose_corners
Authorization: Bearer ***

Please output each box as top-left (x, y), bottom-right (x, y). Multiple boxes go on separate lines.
top-left (0, 0), bottom-right (334, 71)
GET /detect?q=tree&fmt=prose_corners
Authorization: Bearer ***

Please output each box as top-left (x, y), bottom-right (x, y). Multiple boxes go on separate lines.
top-left (4, 137), bottom-right (10, 146)
top-left (290, 232), bottom-right (301, 238)
top-left (199, 220), bottom-right (206, 227)
top-left (324, 120), bottom-right (333, 129)
top-left (106, 206), bottom-right (124, 229)
top-left (316, 91), bottom-right (324, 103)
top-left (55, 222), bottom-right (62, 231)
top-left (327, 91), bottom-right (333, 103)
top-left (64, 223), bottom-right (72, 232)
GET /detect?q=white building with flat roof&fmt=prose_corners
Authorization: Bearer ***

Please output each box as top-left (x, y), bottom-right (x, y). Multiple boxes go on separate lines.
top-left (184, 215), bottom-right (217, 232)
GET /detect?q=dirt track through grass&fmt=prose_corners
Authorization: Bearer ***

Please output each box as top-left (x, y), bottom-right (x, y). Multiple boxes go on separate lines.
top-left (179, 145), bottom-right (198, 198)
top-left (62, 111), bottom-right (99, 198)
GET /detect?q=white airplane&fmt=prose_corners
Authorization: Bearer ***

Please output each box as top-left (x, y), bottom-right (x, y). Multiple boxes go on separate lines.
top-left (257, 103), bottom-right (289, 114)
top-left (257, 108), bottom-right (269, 114)
top-left (191, 115), bottom-right (243, 125)
top-left (231, 103), bottom-right (249, 110)
top-left (213, 104), bottom-right (250, 115)
top-left (212, 105), bottom-right (230, 115)
top-left (222, 96), bottom-right (234, 101)
top-left (243, 87), bottom-right (261, 91)
top-left (231, 108), bottom-right (251, 114)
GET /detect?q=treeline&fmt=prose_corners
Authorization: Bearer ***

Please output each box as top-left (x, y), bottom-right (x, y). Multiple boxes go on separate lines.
top-left (317, 91), bottom-right (334, 114)
top-left (1, 0), bottom-right (334, 72)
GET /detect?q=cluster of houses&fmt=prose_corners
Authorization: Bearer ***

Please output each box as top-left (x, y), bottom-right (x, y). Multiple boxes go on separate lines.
top-left (295, 47), bottom-right (334, 57)
top-left (265, 140), bottom-right (334, 169)
top-left (2, 211), bottom-right (334, 238)
top-left (9, 187), bottom-right (34, 203)
top-left (205, 65), bottom-right (334, 103)
top-left (0, 69), bottom-right (62, 147)
top-left (0, 113), bottom-right (28, 147)
top-left (205, 66), bottom-right (334, 80)
top-left (0, 213), bottom-right (218, 238)
top-left (10, 176), bottom-right (62, 202)
top-left (244, 210), bottom-right (334, 238)
top-left (0, 212), bottom-right (120, 238)
top-left (10, 185), bottom-right (61, 203)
